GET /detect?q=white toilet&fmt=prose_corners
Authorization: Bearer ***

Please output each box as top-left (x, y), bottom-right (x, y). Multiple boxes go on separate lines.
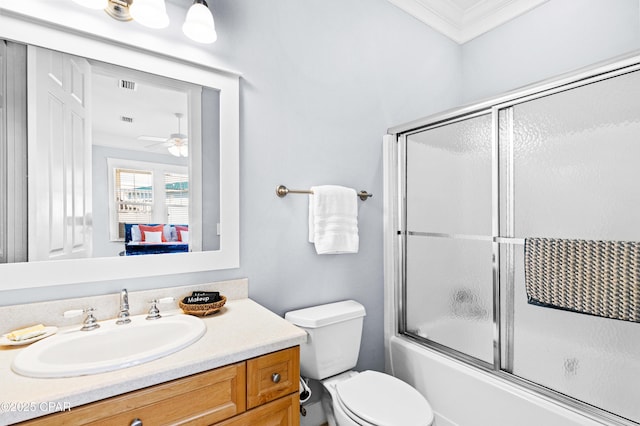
top-left (285, 300), bottom-right (434, 426)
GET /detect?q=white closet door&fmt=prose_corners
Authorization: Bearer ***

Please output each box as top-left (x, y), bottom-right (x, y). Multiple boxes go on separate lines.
top-left (28, 45), bottom-right (92, 261)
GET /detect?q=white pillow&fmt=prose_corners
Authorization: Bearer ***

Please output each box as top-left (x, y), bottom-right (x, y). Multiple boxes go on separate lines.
top-left (179, 230), bottom-right (189, 243)
top-left (145, 231), bottom-right (163, 243)
top-left (131, 225), bottom-right (142, 242)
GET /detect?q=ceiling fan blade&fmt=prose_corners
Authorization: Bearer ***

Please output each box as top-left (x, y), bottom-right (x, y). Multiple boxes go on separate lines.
top-left (137, 136), bottom-right (167, 142)
top-left (145, 141), bottom-right (173, 148)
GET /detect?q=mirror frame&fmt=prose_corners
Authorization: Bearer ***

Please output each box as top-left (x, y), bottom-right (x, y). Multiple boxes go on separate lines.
top-left (0, 6), bottom-right (239, 290)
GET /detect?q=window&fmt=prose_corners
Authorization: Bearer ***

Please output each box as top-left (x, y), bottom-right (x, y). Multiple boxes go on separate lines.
top-left (114, 168), bottom-right (153, 239)
top-left (108, 159), bottom-right (188, 241)
top-left (164, 172), bottom-right (189, 225)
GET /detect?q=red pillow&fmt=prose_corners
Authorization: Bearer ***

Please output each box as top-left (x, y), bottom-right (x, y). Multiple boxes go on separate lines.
top-left (175, 225), bottom-right (189, 242)
top-left (138, 224), bottom-right (166, 242)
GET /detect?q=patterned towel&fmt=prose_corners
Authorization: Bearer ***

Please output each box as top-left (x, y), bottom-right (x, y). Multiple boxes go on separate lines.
top-left (524, 237), bottom-right (640, 322)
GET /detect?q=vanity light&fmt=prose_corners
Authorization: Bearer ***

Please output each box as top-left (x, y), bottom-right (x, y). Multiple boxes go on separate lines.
top-left (72, 0), bottom-right (107, 9)
top-left (72, 0), bottom-right (172, 30)
top-left (182, 0), bottom-right (217, 44)
top-left (72, 0), bottom-right (218, 42)
top-left (129, 0), bottom-right (170, 29)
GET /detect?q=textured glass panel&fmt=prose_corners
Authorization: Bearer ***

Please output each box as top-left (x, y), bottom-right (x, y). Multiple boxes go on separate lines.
top-left (510, 245), bottom-right (640, 423)
top-left (406, 114), bottom-right (492, 236)
top-left (507, 69), bottom-right (640, 422)
top-left (405, 235), bottom-right (494, 363)
top-left (512, 70), bottom-right (640, 241)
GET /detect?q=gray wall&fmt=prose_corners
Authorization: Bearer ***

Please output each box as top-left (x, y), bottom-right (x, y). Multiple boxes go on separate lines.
top-left (461, 0), bottom-right (640, 103)
top-left (3, 0), bottom-right (639, 374)
top-left (212, 0), bottom-right (462, 372)
top-left (1, 0), bottom-right (462, 374)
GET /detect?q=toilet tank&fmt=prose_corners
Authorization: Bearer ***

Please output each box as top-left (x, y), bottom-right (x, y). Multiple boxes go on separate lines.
top-left (285, 300), bottom-right (366, 380)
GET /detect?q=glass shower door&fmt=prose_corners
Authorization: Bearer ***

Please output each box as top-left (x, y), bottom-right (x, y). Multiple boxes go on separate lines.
top-left (404, 112), bottom-right (495, 365)
top-left (499, 69), bottom-right (640, 424)
top-left (398, 55), bottom-right (640, 425)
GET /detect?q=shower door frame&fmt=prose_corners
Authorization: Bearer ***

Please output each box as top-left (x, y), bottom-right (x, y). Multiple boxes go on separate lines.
top-left (387, 51), bottom-right (640, 426)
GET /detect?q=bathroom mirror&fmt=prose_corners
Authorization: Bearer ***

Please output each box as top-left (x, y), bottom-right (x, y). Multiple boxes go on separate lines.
top-left (0, 10), bottom-right (239, 289)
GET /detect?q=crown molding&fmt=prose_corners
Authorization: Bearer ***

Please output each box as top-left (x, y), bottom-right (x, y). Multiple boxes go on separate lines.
top-left (387, 0), bottom-right (549, 44)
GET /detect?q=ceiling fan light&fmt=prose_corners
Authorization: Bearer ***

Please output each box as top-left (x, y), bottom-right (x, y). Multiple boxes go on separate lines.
top-left (130, 0), bottom-right (170, 29)
top-left (72, 0), bottom-right (107, 10)
top-left (182, 1), bottom-right (217, 44)
top-left (168, 145), bottom-right (181, 157)
top-left (180, 144), bottom-right (188, 157)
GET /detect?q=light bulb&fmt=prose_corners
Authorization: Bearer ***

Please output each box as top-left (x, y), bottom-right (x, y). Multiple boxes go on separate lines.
top-left (72, 0), bottom-right (107, 10)
top-left (180, 144), bottom-right (188, 157)
top-left (182, 1), bottom-right (217, 44)
top-left (168, 145), bottom-right (181, 157)
top-left (130, 0), bottom-right (170, 29)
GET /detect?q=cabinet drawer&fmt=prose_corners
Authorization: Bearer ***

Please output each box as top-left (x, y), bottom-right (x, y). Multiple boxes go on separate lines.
top-left (216, 393), bottom-right (299, 426)
top-left (21, 362), bottom-right (247, 426)
top-left (246, 346), bottom-right (300, 409)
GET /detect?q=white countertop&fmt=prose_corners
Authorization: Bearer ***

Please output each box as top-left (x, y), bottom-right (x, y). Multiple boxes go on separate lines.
top-left (0, 298), bottom-right (307, 424)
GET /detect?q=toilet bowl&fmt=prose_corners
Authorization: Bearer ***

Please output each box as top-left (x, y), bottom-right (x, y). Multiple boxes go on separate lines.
top-left (321, 370), bottom-right (434, 426)
top-left (285, 300), bottom-right (434, 426)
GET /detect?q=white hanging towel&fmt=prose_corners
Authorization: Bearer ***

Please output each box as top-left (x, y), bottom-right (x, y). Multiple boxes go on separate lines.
top-left (308, 185), bottom-right (359, 254)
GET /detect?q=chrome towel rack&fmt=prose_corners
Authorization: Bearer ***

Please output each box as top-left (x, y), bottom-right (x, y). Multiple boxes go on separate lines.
top-left (276, 185), bottom-right (373, 201)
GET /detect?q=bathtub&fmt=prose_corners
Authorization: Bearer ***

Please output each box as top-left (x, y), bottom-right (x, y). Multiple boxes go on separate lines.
top-left (388, 336), bottom-right (608, 426)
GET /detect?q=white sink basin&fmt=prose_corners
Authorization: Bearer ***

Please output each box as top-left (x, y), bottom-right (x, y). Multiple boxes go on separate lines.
top-left (12, 313), bottom-right (205, 378)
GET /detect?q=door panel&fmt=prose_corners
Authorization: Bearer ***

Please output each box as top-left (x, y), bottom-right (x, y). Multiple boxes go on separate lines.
top-left (28, 45), bottom-right (92, 261)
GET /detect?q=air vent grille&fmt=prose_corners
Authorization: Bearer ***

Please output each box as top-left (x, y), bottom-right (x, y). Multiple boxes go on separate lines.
top-left (119, 79), bottom-right (137, 91)
top-left (120, 116), bottom-right (134, 123)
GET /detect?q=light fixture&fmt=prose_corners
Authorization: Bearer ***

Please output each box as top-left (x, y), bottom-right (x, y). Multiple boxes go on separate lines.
top-left (182, 0), bottom-right (217, 44)
top-left (167, 113), bottom-right (188, 157)
top-left (72, 0), bottom-right (218, 43)
top-left (168, 142), bottom-right (188, 157)
top-left (129, 0), bottom-right (169, 29)
top-left (72, 0), bottom-right (107, 9)
top-left (72, 0), bottom-right (172, 30)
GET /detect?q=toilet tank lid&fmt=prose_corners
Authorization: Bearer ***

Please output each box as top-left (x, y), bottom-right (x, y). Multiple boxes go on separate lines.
top-left (285, 300), bottom-right (366, 328)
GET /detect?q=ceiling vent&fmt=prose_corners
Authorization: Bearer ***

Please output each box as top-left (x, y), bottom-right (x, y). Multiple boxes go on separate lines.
top-left (118, 79), bottom-right (137, 91)
top-left (120, 115), bottom-right (134, 123)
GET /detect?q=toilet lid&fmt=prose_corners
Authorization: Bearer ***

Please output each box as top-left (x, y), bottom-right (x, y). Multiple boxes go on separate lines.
top-left (335, 371), bottom-right (433, 426)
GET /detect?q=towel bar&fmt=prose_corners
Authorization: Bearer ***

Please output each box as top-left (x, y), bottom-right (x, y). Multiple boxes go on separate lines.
top-left (276, 185), bottom-right (372, 201)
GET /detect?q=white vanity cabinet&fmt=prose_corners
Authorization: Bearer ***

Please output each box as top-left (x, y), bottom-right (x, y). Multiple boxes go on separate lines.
top-left (20, 346), bottom-right (300, 426)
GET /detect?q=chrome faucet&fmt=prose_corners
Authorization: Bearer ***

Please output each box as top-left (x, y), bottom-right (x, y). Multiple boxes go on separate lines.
top-left (116, 288), bottom-right (131, 325)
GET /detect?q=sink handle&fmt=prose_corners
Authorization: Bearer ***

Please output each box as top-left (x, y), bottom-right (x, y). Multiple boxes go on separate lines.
top-left (63, 307), bottom-right (96, 318)
top-left (63, 309), bottom-right (84, 318)
top-left (63, 308), bottom-right (100, 331)
top-left (145, 297), bottom-right (173, 320)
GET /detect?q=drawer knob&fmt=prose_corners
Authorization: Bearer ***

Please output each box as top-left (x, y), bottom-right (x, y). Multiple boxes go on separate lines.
top-left (271, 373), bottom-right (281, 383)
top-left (130, 418), bottom-right (143, 426)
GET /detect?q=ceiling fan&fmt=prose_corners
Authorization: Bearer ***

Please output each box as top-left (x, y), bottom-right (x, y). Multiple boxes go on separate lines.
top-left (138, 112), bottom-right (188, 157)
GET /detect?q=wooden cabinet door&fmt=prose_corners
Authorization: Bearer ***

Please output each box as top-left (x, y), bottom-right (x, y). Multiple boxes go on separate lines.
top-left (247, 346), bottom-right (300, 409)
top-left (21, 363), bottom-right (246, 426)
top-left (216, 393), bottom-right (299, 426)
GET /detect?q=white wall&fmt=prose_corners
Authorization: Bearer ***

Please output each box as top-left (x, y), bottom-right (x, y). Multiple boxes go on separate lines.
top-left (461, 0), bottom-right (640, 103)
